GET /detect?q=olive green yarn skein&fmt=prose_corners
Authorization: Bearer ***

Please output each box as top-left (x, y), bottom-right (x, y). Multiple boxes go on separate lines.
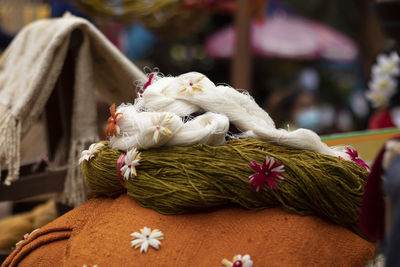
top-left (80, 138), bottom-right (368, 234)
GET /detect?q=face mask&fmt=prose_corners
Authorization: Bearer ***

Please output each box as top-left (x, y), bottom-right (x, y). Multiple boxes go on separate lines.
top-left (294, 107), bottom-right (322, 131)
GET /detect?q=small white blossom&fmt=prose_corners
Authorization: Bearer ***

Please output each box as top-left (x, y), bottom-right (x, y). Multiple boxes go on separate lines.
top-left (152, 114), bottom-right (173, 143)
top-left (368, 74), bottom-right (397, 95)
top-left (79, 143), bottom-right (104, 164)
top-left (15, 228), bottom-right (40, 248)
top-left (120, 148), bottom-right (141, 180)
top-left (366, 89), bottom-right (390, 108)
top-left (15, 234), bottom-right (29, 248)
top-left (372, 51), bottom-right (400, 77)
top-left (222, 254), bottom-right (253, 267)
top-left (130, 227), bottom-right (164, 253)
top-left (367, 52), bottom-right (400, 109)
top-left (177, 75), bottom-right (205, 96)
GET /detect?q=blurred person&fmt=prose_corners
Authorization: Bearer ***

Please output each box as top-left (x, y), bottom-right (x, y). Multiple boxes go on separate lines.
top-left (291, 90), bottom-right (322, 132)
top-left (271, 88), bottom-right (355, 134)
top-left (271, 90), bottom-right (322, 132)
top-left (262, 89), bottom-right (286, 124)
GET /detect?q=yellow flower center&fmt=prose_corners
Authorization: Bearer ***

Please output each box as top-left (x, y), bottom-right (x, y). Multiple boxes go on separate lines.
top-left (378, 80), bottom-right (389, 90)
top-left (382, 61), bottom-right (396, 73)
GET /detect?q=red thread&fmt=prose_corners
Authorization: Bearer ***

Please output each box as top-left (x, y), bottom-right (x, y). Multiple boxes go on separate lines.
top-left (117, 153), bottom-right (126, 187)
top-left (143, 73), bottom-right (155, 92)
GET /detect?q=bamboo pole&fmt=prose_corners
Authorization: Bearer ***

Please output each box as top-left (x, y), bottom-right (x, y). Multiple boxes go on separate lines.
top-left (231, 0), bottom-right (252, 92)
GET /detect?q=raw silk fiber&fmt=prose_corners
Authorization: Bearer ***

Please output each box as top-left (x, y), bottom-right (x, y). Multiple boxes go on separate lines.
top-left (81, 139), bottom-right (368, 234)
top-left (110, 72), bottom-right (351, 160)
top-left (0, 13), bottom-right (145, 206)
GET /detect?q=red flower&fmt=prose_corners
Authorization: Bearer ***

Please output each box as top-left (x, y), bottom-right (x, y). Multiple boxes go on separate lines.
top-left (248, 156), bottom-right (285, 192)
top-left (345, 147), bottom-right (369, 171)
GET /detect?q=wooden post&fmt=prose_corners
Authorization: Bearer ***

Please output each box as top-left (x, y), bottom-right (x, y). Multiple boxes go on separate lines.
top-left (231, 0), bottom-right (252, 92)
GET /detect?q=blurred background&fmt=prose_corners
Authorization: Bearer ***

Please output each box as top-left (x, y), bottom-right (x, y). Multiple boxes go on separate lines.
top-left (0, 0), bottom-right (390, 136)
top-left (1, 1), bottom-right (399, 261)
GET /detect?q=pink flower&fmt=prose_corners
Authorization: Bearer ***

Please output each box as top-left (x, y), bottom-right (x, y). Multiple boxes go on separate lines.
top-left (345, 147), bottom-right (369, 171)
top-left (248, 156), bottom-right (285, 192)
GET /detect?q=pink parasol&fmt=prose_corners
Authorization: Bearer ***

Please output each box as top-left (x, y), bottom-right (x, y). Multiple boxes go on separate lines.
top-left (205, 13), bottom-right (358, 62)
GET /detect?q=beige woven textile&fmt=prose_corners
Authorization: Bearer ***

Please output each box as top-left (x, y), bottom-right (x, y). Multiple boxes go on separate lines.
top-left (0, 13), bottom-right (146, 206)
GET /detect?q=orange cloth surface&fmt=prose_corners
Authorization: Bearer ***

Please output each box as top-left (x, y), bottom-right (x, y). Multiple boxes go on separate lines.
top-left (3, 195), bottom-right (376, 267)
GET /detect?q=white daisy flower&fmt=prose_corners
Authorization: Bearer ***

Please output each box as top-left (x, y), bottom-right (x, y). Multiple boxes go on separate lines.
top-left (130, 227), bottom-right (164, 253)
top-left (152, 113), bottom-right (173, 143)
top-left (15, 228), bottom-right (40, 248)
top-left (368, 74), bottom-right (397, 95)
top-left (15, 233), bottom-right (29, 248)
top-left (222, 254), bottom-right (253, 267)
top-left (177, 75), bottom-right (205, 96)
top-left (120, 148), bottom-right (141, 180)
top-left (365, 90), bottom-right (389, 108)
top-left (372, 51), bottom-right (400, 77)
top-left (79, 142), bottom-right (104, 164)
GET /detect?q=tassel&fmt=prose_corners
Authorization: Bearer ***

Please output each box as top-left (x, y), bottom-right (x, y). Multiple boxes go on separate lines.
top-left (0, 113), bottom-right (21, 186)
top-left (61, 137), bottom-right (98, 207)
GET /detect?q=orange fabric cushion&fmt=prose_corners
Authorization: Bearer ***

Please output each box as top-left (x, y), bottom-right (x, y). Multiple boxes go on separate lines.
top-left (3, 195), bottom-right (376, 267)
